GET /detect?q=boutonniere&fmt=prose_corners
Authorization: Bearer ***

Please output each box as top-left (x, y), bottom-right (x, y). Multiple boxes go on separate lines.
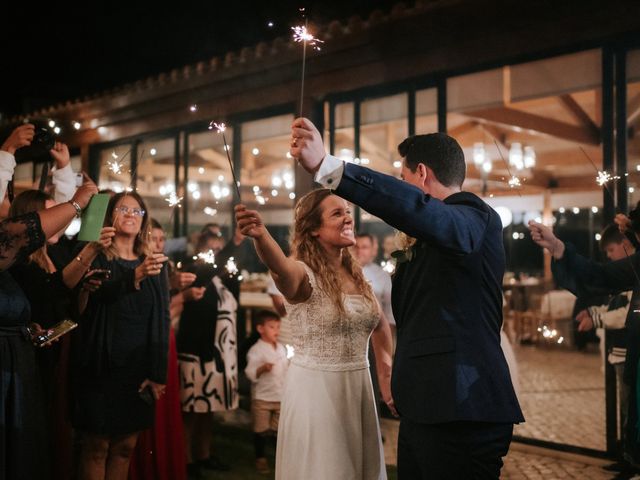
top-left (391, 247), bottom-right (414, 264)
top-left (391, 232), bottom-right (418, 264)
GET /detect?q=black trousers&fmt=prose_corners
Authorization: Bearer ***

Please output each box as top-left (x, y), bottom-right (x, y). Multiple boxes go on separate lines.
top-left (397, 419), bottom-right (513, 480)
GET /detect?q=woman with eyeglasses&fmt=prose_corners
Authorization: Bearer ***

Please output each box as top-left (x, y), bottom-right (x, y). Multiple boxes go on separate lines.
top-left (71, 191), bottom-right (171, 480)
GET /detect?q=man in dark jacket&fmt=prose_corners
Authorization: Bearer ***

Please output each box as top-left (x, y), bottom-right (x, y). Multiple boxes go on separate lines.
top-left (291, 117), bottom-right (523, 479)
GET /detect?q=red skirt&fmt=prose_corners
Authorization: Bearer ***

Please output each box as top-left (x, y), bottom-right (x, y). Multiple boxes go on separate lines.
top-left (129, 328), bottom-right (186, 480)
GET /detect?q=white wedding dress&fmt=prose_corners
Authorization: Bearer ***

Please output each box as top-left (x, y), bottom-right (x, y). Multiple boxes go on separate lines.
top-left (276, 262), bottom-right (387, 480)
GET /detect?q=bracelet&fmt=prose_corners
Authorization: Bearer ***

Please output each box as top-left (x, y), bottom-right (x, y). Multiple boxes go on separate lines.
top-left (75, 254), bottom-right (90, 267)
top-left (69, 200), bottom-right (82, 218)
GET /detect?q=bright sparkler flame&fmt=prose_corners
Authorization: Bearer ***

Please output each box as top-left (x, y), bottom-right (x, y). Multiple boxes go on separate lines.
top-left (225, 257), bottom-right (238, 276)
top-left (197, 249), bottom-right (216, 265)
top-left (107, 159), bottom-right (124, 175)
top-left (209, 122), bottom-right (226, 133)
top-left (165, 192), bottom-right (183, 208)
top-left (508, 176), bottom-right (522, 188)
top-left (291, 25), bottom-right (324, 50)
top-left (596, 170), bottom-right (619, 186)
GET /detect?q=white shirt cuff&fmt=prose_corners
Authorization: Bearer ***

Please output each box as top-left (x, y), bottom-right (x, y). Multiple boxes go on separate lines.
top-left (0, 151), bottom-right (16, 181)
top-left (51, 163), bottom-right (77, 203)
top-left (314, 154), bottom-right (344, 189)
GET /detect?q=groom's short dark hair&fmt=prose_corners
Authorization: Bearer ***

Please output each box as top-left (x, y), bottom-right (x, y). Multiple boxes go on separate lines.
top-left (398, 133), bottom-right (466, 188)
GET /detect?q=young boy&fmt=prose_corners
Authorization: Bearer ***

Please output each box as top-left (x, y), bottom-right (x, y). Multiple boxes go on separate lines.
top-left (244, 310), bottom-right (288, 474)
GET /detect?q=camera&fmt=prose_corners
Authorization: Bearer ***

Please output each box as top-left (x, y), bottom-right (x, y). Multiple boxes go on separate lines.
top-left (13, 118), bottom-right (57, 162)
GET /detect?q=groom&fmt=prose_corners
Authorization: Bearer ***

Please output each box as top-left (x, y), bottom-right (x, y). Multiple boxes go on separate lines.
top-left (290, 118), bottom-right (523, 479)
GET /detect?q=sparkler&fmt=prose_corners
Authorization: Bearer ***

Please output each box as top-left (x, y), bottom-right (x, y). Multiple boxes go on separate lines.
top-left (209, 122), bottom-right (241, 200)
top-left (292, 11), bottom-right (323, 118)
top-left (164, 192), bottom-right (183, 208)
top-left (493, 140), bottom-right (522, 196)
top-left (579, 146), bottom-right (640, 289)
top-left (107, 148), bottom-right (132, 176)
top-left (225, 256), bottom-right (238, 276)
top-left (197, 249), bottom-right (216, 266)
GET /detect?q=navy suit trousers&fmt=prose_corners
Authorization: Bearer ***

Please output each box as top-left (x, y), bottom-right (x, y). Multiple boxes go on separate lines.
top-left (397, 419), bottom-right (513, 479)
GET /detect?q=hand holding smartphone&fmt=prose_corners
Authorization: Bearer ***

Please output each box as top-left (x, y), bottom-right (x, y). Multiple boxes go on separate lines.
top-left (32, 319), bottom-right (78, 347)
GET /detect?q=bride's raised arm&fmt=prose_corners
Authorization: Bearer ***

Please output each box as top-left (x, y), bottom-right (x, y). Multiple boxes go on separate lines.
top-left (235, 204), bottom-right (311, 303)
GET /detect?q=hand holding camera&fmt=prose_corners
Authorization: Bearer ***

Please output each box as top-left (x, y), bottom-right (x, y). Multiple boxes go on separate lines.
top-left (49, 141), bottom-right (70, 169)
top-left (1, 124), bottom-right (35, 155)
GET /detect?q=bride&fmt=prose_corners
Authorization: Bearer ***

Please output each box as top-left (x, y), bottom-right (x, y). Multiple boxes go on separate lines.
top-left (235, 189), bottom-right (395, 479)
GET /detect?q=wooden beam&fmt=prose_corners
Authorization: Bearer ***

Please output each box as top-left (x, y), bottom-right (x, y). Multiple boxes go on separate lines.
top-left (558, 94), bottom-right (601, 138)
top-left (447, 120), bottom-right (478, 138)
top-left (465, 107), bottom-right (601, 145)
top-left (478, 123), bottom-right (508, 150)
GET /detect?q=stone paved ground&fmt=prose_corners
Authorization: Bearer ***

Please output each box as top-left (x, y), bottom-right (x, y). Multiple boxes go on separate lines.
top-left (513, 344), bottom-right (606, 451)
top-left (380, 419), bottom-right (619, 479)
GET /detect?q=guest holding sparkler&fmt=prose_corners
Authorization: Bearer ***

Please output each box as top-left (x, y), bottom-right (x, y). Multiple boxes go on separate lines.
top-left (235, 189), bottom-right (394, 480)
top-left (529, 214), bottom-right (640, 469)
top-left (128, 219), bottom-right (189, 480)
top-left (72, 192), bottom-right (170, 480)
top-left (176, 230), bottom-right (239, 477)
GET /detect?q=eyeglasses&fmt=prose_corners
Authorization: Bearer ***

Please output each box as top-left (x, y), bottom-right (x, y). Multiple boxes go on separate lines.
top-left (115, 206), bottom-right (145, 217)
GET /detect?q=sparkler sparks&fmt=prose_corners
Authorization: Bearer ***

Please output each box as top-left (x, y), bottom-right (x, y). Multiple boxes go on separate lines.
top-left (164, 192), bottom-right (183, 208)
top-left (197, 249), bottom-right (216, 265)
top-left (107, 158), bottom-right (124, 175)
top-left (291, 25), bottom-right (324, 50)
top-left (225, 257), bottom-right (238, 276)
top-left (209, 122), bottom-right (226, 132)
top-left (596, 170), bottom-right (620, 186)
top-left (508, 176), bottom-right (522, 188)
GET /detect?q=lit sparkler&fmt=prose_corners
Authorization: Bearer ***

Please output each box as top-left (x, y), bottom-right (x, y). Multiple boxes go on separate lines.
top-left (225, 257), bottom-right (238, 276)
top-left (292, 12), bottom-right (323, 118)
top-left (595, 170), bottom-right (620, 187)
top-left (493, 140), bottom-right (522, 196)
top-left (508, 176), bottom-right (522, 189)
top-left (165, 192), bottom-right (183, 208)
top-left (209, 122), bottom-right (241, 200)
top-left (197, 249), bottom-right (216, 265)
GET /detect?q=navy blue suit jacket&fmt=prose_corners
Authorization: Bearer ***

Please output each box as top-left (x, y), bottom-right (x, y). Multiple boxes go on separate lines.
top-left (334, 163), bottom-right (524, 425)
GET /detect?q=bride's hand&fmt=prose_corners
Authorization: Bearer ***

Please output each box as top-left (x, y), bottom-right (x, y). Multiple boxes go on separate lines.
top-left (379, 378), bottom-right (399, 418)
top-left (235, 204), bottom-right (267, 239)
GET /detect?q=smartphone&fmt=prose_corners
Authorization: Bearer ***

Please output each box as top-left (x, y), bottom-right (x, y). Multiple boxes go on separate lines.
top-left (75, 173), bottom-right (84, 187)
top-left (33, 319), bottom-right (78, 347)
top-left (88, 269), bottom-right (111, 281)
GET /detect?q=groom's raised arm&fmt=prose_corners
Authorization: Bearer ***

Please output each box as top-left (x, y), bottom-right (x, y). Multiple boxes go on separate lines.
top-left (291, 118), bottom-right (488, 255)
top-left (325, 157), bottom-right (488, 255)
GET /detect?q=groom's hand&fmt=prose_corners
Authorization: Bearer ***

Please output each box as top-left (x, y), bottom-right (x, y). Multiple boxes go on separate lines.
top-left (290, 117), bottom-right (325, 174)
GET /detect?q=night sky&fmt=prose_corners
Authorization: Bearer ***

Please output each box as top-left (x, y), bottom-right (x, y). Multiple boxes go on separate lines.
top-left (0, 0), bottom-right (400, 118)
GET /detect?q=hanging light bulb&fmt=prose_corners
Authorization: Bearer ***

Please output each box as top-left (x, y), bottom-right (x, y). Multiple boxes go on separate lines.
top-left (509, 143), bottom-right (524, 170)
top-left (523, 146), bottom-right (536, 169)
top-left (473, 143), bottom-right (485, 166)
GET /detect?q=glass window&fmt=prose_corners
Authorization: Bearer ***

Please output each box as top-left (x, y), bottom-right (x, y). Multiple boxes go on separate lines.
top-left (13, 162), bottom-right (33, 191)
top-left (334, 102), bottom-right (355, 160)
top-left (358, 94), bottom-right (409, 261)
top-left (186, 128), bottom-right (235, 236)
top-left (447, 50), bottom-right (605, 451)
top-left (97, 144), bottom-right (133, 193)
top-left (137, 137), bottom-right (176, 228)
top-left (240, 114), bottom-right (294, 214)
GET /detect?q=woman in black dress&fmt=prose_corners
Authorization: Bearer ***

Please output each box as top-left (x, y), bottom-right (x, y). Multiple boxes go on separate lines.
top-left (8, 189), bottom-right (115, 480)
top-left (73, 191), bottom-right (170, 480)
top-left (0, 180), bottom-right (97, 480)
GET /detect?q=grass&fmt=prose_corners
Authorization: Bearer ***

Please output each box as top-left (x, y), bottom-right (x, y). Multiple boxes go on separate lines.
top-left (203, 423), bottom-right (397, 479)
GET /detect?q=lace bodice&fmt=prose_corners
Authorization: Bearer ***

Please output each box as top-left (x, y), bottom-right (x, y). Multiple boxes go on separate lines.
top-left (285, 262), bottom-right (379, 372)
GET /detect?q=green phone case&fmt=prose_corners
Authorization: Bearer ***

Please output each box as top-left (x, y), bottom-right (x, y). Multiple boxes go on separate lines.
top-left (77, 193), bottom-right (110, 242)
